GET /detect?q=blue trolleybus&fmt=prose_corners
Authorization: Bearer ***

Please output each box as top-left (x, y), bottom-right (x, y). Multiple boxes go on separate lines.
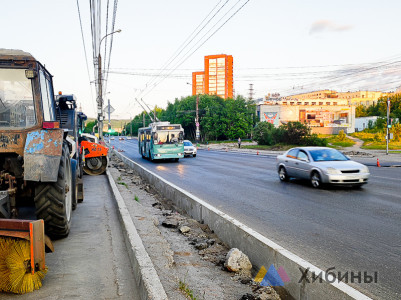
top-left (138, 122), bottom-right (184, 161)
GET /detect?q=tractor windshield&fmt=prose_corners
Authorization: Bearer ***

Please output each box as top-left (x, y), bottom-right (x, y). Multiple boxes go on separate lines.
top-left (0, 68), bottom-right (36, 128)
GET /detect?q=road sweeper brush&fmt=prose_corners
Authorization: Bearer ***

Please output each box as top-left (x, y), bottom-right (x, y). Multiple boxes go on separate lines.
top-left (0, 219), bottom-right (53, 294)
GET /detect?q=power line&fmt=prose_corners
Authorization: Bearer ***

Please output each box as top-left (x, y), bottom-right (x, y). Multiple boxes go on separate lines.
top-left (76, 0), bottom-right (96, 114)
top-left (140, 0), bottom-right (251, 100)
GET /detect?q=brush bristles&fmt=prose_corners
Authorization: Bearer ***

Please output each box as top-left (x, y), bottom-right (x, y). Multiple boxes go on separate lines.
top-left (0, 237), bottom-right (47, 294)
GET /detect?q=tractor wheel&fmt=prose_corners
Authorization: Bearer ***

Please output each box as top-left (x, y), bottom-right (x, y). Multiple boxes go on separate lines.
top-left (34, 142), bottom-right (73, 239)
top-left (72, 170), bottom-right (78, 211)
top-left (83, 156), bottom-right (108, 175)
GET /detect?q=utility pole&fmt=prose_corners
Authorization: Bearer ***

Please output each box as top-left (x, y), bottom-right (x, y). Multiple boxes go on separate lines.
top-left (143, 113), bottom-right (145, 127)
top-left (108, 99), bottom-right (111, 144)
top-left (195, 94), bottom-right (200, 144)
top-left (97, 29), bottom-right (121, 142)
top-left (386, 97), bottom-right (391, 155)
top-left (97, 54), bottom-right (103, 141)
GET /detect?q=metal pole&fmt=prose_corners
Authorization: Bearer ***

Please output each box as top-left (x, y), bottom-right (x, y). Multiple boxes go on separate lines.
top-left (108, 99), bottom-right (111, 144)
top-left (98, 53), bottom-right (103, 141)
top-left (386, 97), bottom-right (390, 155)
top-left (196, 94), bottom-right (200, 144)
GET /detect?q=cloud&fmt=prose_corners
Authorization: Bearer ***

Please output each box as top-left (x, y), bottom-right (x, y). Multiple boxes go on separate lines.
top-left (309, 20), bottom-right (353, 35)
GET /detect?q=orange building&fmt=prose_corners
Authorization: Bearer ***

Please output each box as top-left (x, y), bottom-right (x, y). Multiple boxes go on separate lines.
top-left (192, 54), bottom-right (233, 99)
top-left (192, 71), bottom-right (205, 95)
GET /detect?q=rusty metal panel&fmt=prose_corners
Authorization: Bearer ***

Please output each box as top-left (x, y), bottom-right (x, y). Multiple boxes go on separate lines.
top-left (24, 129), bottom-right (64, 182)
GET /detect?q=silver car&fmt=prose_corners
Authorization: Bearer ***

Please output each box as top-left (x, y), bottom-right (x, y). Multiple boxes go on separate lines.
top-left (276, 147), bottom-right (370, 188)
top-left (183, 140), bottom-right (197, 157)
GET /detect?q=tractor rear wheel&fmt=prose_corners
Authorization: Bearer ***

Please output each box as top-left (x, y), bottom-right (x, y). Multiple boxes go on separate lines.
top-left (34, 142), bottom-right (73, 239)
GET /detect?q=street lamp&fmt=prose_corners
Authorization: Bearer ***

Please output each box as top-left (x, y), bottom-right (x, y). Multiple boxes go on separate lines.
top-left (97, 29), bottom-right (121, 141)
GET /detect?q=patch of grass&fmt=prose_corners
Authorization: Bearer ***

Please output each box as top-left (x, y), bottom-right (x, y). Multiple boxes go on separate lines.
top-left (361, 143), bottom-right (401, 150)
top-left (117, 181), bottom-right (128, 189)
top-left (117, 176), bottom-right (122, 181)
top-left (203, 139), bottom-right (252, 145)
top-left (134, 195), bottom-right (139, 202)
top-left (319, 134), bottom-right (355, 148)
top-left (389, 150), bottom-right (401, 154)
top-left (179, 280), bottom-right (199, 300)
top-left (242, 144), bottom-right (298, 151)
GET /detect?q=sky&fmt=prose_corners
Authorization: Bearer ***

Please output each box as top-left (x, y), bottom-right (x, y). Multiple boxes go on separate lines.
top-left (2, 0), bottom-right (401, 119)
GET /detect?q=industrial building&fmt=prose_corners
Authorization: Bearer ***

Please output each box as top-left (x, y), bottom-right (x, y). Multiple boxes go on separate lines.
top-left (258, 99), bottom-right (356, 134)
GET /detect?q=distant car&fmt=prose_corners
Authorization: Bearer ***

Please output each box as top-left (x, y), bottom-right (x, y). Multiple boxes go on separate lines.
top-left (276, 147), bottom-right (370, 188)
top-left (183, 140), bottom-right (197, 157)
top-left (127, 136), bottom-right (132, 140)
top-left (110, 137), bottom-right (115, 140)
top-left (119, 137), bottom-right (124, 141)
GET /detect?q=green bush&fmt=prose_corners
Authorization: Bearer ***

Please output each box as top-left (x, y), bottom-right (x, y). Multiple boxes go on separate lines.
top-left (253, 122), bottom-right (275, 145)
top-left (280, 122), bottom-right (311, 145)
top-left (337, 130), bottom-right (346, 141)
top-left (302, 134), bottom-right (328, 146)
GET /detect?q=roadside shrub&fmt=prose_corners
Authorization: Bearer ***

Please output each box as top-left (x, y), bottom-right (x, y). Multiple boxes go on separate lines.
top-left (337, 130), bottom-right (346, 141)
top-left (390, 123), bottom-right (401, 141)
top-left (253, 122), bottom-right (275, 145)
top-left (280, 121), bottom-right (311, 145)
top-left (302, 134), bottom-right (328, 147)
top-left (374, 132), bottom-right (385, 142)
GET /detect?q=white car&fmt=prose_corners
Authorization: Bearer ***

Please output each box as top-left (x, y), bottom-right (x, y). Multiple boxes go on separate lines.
top-left (184, 140), bottom-right (197, 157)
top-left (127, 136), bottom-right (132, 140)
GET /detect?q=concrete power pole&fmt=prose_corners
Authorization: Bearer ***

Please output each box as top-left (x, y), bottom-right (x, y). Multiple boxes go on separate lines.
top-left (108, 99), bottom-right (111, 144)
top-left (97, 54), bottom-right (103, 141)
top-left (386, 97), bottom-right (390, 155)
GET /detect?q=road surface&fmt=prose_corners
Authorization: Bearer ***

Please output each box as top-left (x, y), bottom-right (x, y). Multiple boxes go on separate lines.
top-left (111, 138), bottom-right (401, 300)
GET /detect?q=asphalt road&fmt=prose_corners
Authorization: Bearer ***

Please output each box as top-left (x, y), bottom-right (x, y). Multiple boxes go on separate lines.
top-left (111, 138), bottom-right (401, 300)
top-left (2, 175), bottom-right (139, 299)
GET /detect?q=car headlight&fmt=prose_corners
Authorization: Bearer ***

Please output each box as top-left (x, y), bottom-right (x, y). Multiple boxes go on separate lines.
top-left (361, 166), bottom-right (369, 173)
top-left (325, 167), bottom-right (340, 175)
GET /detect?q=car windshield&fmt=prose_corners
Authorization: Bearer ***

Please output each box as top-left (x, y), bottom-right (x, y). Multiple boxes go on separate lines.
top-left (184, 141), bottom-right (193, 146)
top-left (0, 68), bottom-right (36, 128)
top-left (309, 149), bottom-right (349, 162)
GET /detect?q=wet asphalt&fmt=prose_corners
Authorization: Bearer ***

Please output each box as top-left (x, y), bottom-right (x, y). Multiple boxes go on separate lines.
top-left (111, 139), bottom-right (401, 300)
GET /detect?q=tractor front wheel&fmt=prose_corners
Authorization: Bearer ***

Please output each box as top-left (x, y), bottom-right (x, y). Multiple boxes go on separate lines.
top-left (34, 142), bottom-right (73, 239)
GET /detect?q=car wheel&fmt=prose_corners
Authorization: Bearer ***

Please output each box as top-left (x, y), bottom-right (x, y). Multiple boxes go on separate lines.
top-left (278, 166), bottom-right (289, 182)
top-left (310, 171), bottom-right (322, 188)
top-left (193, 154), bottom-right (196, 157)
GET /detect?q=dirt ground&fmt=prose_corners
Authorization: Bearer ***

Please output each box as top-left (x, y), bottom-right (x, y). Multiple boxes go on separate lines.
top-left (109, 153), bottom-right (281, 300)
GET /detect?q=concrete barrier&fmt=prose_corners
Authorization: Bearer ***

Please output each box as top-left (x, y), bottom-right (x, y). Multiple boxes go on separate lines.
top-left (106, 169), bottom-right (168, 300)
top-left (113, 150), bottom-right (372, 300)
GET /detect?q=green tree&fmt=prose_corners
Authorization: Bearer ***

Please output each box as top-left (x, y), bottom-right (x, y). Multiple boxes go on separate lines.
top-left (280, 121), bottom-right (311, 145)
top-left (356, 105), bottom-right (367, 117)
top-left (84, 120), bottom-right (97, 133)
top-left (253, 122), bottom-right (275, 145)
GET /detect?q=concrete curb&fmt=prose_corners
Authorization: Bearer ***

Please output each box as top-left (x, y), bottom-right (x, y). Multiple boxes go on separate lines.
top-left (106, 169), bottom-right (168, 300)
top-left (112, 150), bottom-right (372, 300)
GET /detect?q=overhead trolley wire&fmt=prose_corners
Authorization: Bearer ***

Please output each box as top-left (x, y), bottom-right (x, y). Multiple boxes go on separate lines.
top-left (76, 0), bottom-right (96, 114)
top-left (139, 0), bottom-right (251, 99)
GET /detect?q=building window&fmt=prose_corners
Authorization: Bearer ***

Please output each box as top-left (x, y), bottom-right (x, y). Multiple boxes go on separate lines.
top-left (304, 102), bottom-right (309, 105)
top-left (311, 102), bottom-right (316, 105)
top-left (333, 102), bottom-right (338, 105)
top-left (319, 102), bottom-right (323, 105)
top-left (326, 102), bottom-right (330, 105)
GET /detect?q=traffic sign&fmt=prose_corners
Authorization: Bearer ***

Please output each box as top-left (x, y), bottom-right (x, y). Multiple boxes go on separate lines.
top-left (104, 104), bottom-right (115, 114)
